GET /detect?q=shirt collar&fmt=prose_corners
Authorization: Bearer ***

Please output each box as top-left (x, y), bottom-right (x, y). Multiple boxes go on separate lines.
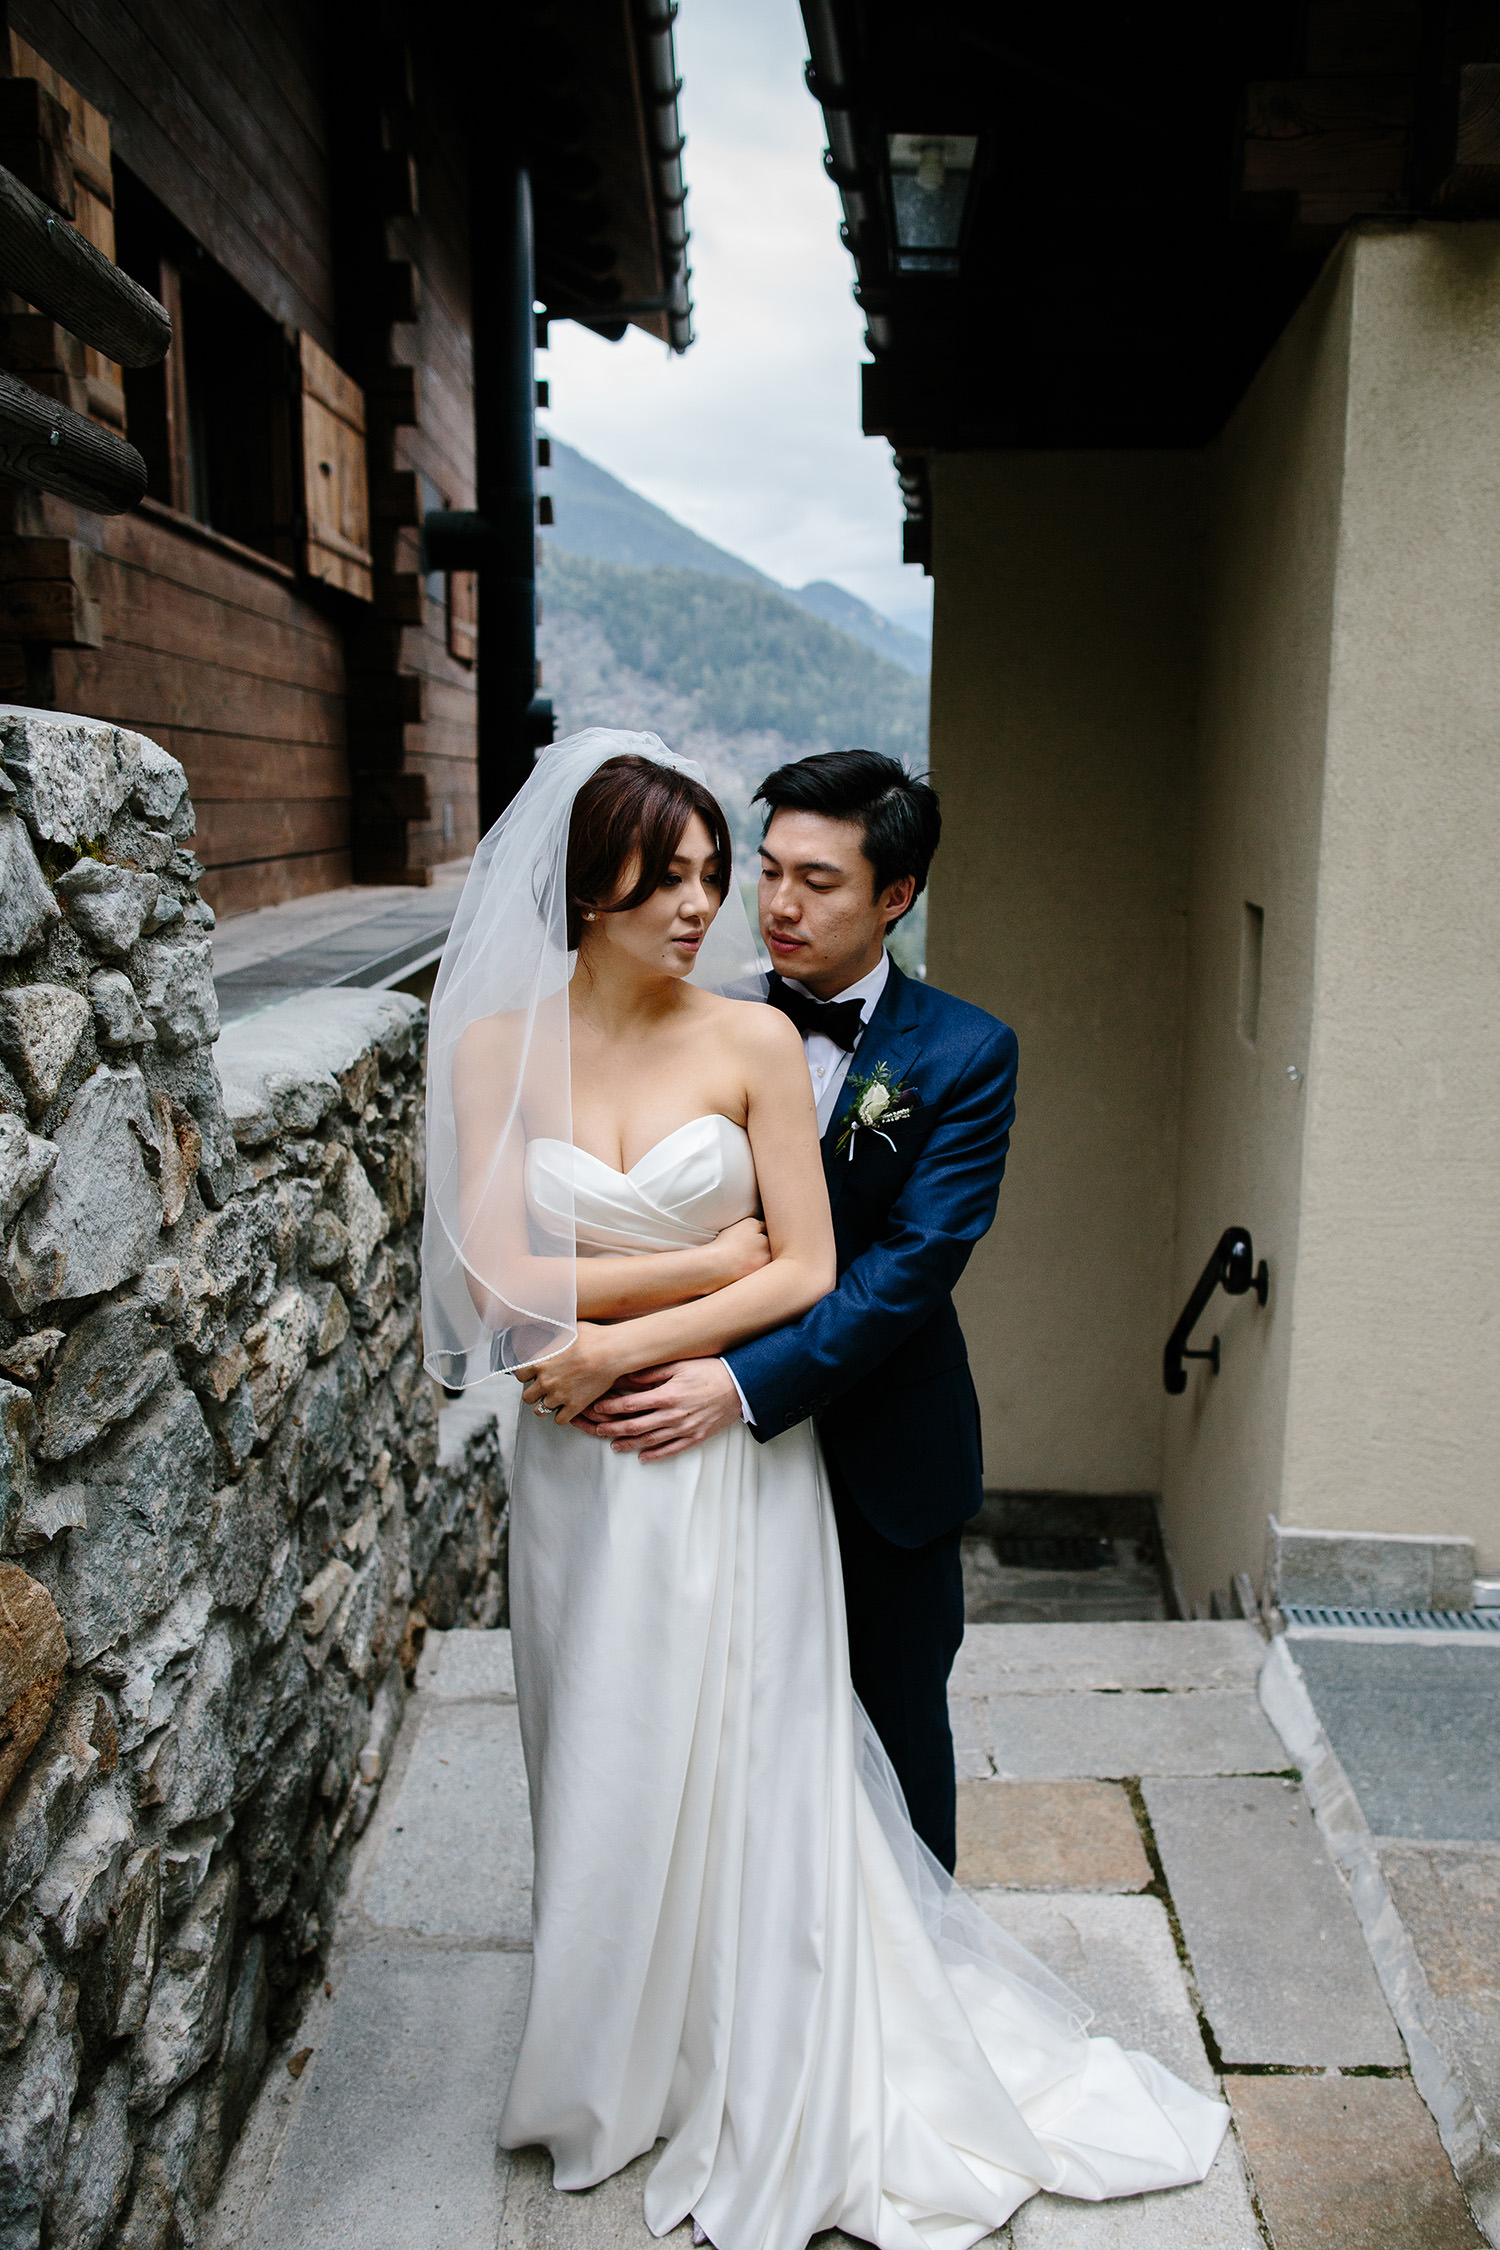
top-left (783, 949), bottom-right (891, 1022)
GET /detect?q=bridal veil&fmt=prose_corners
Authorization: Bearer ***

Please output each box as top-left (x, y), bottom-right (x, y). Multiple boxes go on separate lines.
top-left (420, 727), bottom-right (765, 1389)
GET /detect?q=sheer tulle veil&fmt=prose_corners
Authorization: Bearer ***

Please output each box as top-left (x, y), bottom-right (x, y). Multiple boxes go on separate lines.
top-left (421, 728), bottom-right (766, 1389)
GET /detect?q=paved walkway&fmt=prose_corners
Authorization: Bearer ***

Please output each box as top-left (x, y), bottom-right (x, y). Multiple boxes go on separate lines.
top-left (212, 862), bottom-right (469, 1023)
top-left (206, 1621), bottom-right (1486, 2250)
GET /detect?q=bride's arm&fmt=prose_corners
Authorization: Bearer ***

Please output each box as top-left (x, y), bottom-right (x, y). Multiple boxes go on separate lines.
top-left (517, 1009), bottom-right (834, 1423)
top-left (452, 1018), bottom-right (769, 1322)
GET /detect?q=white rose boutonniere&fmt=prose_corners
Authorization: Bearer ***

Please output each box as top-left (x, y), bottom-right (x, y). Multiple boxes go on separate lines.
top-left (835, 1062), bottom-right (920, 1159)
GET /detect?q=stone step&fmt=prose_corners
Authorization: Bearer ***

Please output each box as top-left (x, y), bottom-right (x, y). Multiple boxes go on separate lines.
top-left (1142, 1776), bottom-right (1404, 2068)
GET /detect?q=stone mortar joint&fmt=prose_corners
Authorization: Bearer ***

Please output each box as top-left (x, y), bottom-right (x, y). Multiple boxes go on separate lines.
top-left (0, 710), bottom-right (507, 2249)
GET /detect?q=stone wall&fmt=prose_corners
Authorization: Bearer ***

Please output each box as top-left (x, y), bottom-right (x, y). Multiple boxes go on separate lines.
top-left (0, 712), bottom-right (506, 2249)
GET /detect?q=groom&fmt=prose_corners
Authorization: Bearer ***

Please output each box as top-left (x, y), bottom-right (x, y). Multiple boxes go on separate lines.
top-left (584, 749), bottom-right (1018, 1874)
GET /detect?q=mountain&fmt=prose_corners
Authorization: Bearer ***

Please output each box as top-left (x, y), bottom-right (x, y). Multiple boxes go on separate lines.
top-left (540, 546), bottom-right (927, 759)
top-left (541, 437), bottom-right (929, 677)
top-left (791, 580), bottom-right (930, 676)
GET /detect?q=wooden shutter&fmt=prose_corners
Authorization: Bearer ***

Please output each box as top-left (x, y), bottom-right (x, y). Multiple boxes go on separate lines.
top-left (8, 33), bottom-right (123, 431)
top-left (297, 332), bottom-right (373, 600)
top-left (448, 570), bottom-right (477, 664)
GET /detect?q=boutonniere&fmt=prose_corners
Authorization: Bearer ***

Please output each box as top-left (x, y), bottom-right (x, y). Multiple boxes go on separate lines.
top-left (834, 1061), bottom-right (920, 1159)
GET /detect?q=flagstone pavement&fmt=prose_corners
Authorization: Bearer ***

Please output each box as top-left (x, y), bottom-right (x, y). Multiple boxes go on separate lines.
top-left (205, 1621), bottom-right (1488, 2250)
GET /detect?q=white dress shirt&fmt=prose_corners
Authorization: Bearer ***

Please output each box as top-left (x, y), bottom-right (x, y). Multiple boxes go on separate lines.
top-left (723, 951), bottom-right (891, 1423)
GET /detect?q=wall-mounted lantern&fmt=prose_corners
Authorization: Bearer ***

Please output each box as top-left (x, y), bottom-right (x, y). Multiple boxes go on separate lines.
top-left (885, 133), bottom-right (978, 274)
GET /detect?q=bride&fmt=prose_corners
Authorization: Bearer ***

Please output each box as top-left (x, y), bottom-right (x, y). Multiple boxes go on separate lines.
top-left (422, 729), bottom-right (1227, 2250)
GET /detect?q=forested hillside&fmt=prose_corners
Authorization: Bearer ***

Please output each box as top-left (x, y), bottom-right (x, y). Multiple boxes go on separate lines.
top-left (540, 548), bottom-right (928, 759)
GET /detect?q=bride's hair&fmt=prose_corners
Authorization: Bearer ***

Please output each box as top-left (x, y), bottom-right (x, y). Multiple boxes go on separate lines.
top-left (566, 754), bottom-right (733, 948)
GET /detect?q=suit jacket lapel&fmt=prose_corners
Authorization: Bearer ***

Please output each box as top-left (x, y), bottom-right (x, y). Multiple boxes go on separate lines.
top-left (822, 958), bottom-right (923, 1208)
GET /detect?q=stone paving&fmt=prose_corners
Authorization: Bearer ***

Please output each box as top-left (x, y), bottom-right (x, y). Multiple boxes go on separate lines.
top-left (206, 1620), bottom-right (1487, 2250)
top-left (211, 862), bottom-right (469, 1024)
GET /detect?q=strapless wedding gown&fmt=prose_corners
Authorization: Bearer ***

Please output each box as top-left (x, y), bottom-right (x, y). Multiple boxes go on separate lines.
top-left (500, 1115), bottom-right (1227, 2250)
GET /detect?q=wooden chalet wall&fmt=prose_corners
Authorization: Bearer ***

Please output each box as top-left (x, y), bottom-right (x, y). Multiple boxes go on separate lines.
top-left (0, 0), bottom-right (479, 912)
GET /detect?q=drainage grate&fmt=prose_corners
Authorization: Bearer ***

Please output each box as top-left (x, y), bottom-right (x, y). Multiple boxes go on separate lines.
top-left (1280, 1604), bottom-right (1500, 1632)
top-left (993, 1535), bottom-right (1116, 1572)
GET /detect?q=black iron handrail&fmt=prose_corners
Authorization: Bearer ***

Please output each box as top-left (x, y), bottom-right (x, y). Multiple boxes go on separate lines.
top-left (1163, 1228), bottom-right (1268, 1394)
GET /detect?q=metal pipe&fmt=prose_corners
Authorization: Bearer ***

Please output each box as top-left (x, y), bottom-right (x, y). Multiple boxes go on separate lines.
top-left (469, 159), bottom-right (552, 829)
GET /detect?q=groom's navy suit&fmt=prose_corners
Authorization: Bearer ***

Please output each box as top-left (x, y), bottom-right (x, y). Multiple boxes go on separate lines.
top-left (725, 958), bottom-right (1017, 1871)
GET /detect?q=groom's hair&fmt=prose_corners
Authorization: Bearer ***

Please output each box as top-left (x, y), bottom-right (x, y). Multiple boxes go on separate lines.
top-left (753, 750), bottom-right (940, 923)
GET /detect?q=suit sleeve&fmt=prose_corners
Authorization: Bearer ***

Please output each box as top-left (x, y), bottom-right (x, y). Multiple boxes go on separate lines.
top-left (724, 1022), bottom-right (1017, 1442)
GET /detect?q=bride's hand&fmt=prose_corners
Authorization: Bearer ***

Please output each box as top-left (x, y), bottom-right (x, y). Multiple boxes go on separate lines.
top-left (517, 1325), bottom-right (623, 1425)
top-left (706, 1214), bottom-right (771, 1286)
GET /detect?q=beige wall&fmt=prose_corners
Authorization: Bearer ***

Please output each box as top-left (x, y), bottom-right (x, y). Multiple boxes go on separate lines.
top-left (1161, 250), bottom-right (1357, 1600)
top-left (1277, 225), bottom-right (1500, 1575)
top-left (927, 454), bottom-right (1200, 1494)
top-left (931, 224), bottom-right (1500, 1586)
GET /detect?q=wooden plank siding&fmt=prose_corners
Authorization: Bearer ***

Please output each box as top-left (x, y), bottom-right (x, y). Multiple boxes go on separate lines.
top-left (3, 0), bottom-right (481, 911)
top-left (53, 504), bottom-right (350, 916)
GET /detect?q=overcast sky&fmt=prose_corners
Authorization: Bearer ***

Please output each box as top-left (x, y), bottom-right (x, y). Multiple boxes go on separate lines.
top-left (537, 0), bottom-right (932, 640)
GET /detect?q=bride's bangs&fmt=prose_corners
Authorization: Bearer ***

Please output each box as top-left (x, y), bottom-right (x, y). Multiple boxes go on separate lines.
top-left (566, 754), bottom-right (732, 944)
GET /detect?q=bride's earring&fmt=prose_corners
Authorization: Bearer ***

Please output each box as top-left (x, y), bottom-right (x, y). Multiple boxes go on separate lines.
top-left (583, 910), bottom-right (596, 921)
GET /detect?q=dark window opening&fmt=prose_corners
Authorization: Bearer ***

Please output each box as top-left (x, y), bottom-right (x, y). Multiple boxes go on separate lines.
top-left (114, 164), bottom-right (290, 562)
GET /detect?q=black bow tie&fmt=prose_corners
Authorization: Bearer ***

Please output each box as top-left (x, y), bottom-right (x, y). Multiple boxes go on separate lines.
top-left (767, 976), bottom-right (867, 1053)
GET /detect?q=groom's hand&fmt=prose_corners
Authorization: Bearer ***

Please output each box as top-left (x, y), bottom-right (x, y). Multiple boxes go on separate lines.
top-left (577, 1359), bottom-right (743, 1461)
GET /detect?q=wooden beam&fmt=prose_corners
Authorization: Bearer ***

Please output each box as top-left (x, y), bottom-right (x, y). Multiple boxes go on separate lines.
top-left (1242, 77), bottom-right (1413, 225)
top-left (0, 161), bottom-right (170, 368)
top-left (0, 367), bottom-right (146, 511)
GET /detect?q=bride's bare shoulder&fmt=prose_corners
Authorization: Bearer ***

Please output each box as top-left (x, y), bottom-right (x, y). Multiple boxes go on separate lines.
top-left (453, 1008), bottom-right (526, 1081)
top-left (696, 989), bottom-right (800, 1062)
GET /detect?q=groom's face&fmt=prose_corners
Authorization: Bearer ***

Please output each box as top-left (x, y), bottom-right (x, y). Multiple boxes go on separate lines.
top-left (758, 810), bottom-right (913, 997)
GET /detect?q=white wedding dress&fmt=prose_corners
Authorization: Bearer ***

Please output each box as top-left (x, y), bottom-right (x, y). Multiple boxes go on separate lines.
top-left (500, 1114), bottom-right (1228, 2250)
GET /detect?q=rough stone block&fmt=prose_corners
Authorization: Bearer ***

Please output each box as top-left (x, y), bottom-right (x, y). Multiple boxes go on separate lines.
top-left (327, 1146), bottom-right (387, 1294)
top-left (163, 1622), bottom-right (247, 1829)
top-left (37, 1384), bottom-right (214, 1664)
top-left (305, 1281), bottom-right (350, 1359)
top-left (46, 2054), bottom-right (133, 2250)
top-left (243, 1288), bottom-right (314, 1429)
top-left (208, 1464), bottom-right (283, 1614)
top-left (0, 1114), bottom-right (57, 1237)
top-left (974, 1690), bottom-right (1287, 1780)
top-left (0, 1977), bottom-right (78, 2245)
top-left (1227, 2073), bottom-right (1483, 2247)
top-left (94, 1844), bottom-right (160, 2038)
top-left (55, 862), bottom-right (158, 958)
top-left (212, 1949), bottom-right (528, 2250)
top-left (6, 1063), bottom-right (164, 1311)
top-left (951, 1621), bottom-right (1266, 1697)
top-left (34, 1300), bottom-right (171, 1458)
top-left (956, 1780), bottom-right (1151, 1892)
top-left (133, 935), bottom-right (218, 1053)
top-left (0, 710), bottom-right (141, 846)
top-left (129, 742), bottom-right (190, 832)
top-left (301, 1558), bottom-right (353, 1637)
top-left (215, 990), bottom-right (424, 1136)
top-left (357, 1700), bottom-right (532, 1941)
top-left (33, 1784), bottom-right (133, 1948)
top-left (86, 967), bottom-right (153, 1052)
top-left (132, 1858), bottom-right (239, 2115)
top-left (0, 1686), bottom-right (99, 1919)
top-left (0, 812), bottom-right (58, 959)
top-left (0, 1563), bottom-right (68, 1807)
top-left (1269, 1516), bottom-right (1476, 1611)
top-left (1142, 1776), bottom-right (1403, 2066)
top-left (0, 983), bottom-right (90, 1113)
top-left (0, 1377), bottom-right (34, 1545)
top-left (0, 1926), bottom-right (47, 2052)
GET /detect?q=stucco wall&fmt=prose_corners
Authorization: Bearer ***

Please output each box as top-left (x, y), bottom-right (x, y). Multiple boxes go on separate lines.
top-left (1277, 225), bottom-right (1500, 1574)
top-left (1160, 250), bottom-right (1357, 1601)
top-left (926, 453), bottom-right (1199, 1494)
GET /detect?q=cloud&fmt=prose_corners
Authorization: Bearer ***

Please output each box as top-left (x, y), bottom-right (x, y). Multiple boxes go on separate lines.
top-left (539, 0), bottom-right (932, 637)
